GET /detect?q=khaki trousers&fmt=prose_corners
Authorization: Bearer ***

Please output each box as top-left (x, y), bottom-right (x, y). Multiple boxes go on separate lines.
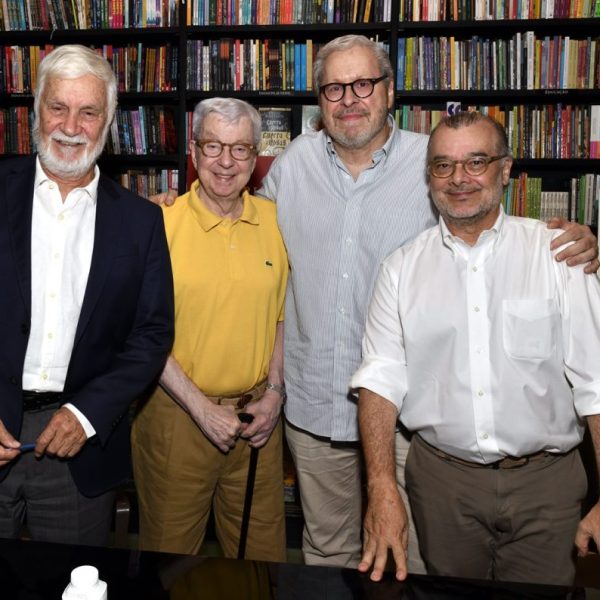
top-left (406, 434), bottom-right (587, 585)
top-left (132, 385), bottom-right (286, 561)
top-left (285, 421), bottom-right (426, 573)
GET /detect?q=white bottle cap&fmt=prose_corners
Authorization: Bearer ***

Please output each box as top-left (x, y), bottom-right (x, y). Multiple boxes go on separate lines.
top-left (71, 566), bottom-right (99, 589)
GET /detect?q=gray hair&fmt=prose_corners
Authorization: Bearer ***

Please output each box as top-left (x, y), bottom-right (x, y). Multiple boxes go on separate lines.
top-left (191, 97), bottom-right (262, 147)
top-left (427, 111), bottom-right (511, 161)
top-left (33, 44), bottom-right (117, 129)
top-left (313, 35), bottom-right (394, 92)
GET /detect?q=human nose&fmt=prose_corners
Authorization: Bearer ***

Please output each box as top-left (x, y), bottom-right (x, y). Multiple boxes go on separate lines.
top-left (340, 83), bottom-right (358, 105)
top-left (448, 161), bottom-right (469, 184)
top-left (217, 144), bottom-right (235, 166)
top-left (61, 110), bottom-right (82, 135)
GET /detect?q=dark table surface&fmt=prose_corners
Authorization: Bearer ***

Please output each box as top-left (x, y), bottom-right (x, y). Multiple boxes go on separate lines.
top-left (0, 537), bottom-right (595, 599)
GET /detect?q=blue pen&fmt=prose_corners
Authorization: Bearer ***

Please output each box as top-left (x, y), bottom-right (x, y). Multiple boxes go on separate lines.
top-left (19, 443), bottom-right (36, 453)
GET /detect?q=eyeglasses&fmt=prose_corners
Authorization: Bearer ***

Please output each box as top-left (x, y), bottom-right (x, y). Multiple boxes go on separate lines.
top-left (194, 140), bottom-right (257, 161)
top-left (427, 155), bottom-right (507, 178)
top-left (319, 75), bottom-right (388, 103)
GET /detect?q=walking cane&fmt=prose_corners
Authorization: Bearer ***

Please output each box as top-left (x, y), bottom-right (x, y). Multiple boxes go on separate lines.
top-left (237, 412), bottom-right (258, 560)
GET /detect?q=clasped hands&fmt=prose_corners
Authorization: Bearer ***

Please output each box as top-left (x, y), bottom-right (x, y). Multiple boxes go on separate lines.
top-left (194, 389), bottom-right (283, 453)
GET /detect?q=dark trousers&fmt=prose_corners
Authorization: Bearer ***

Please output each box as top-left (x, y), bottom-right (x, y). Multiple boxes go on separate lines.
top-left (0, 407), bottom-right (114, 546)
top-left (406, 434), bottom-right (587, 585)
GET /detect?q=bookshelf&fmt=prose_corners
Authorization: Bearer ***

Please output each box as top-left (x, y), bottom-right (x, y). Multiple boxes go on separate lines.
top-left (0, 0), bottom-right (598, 226)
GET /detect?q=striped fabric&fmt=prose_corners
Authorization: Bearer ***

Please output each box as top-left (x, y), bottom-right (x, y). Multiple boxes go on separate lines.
top-left (258, 117), bottom-right (436, 441)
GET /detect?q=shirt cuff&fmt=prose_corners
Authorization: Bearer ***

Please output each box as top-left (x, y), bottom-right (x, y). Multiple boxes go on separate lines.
top-left (63, 403), bottom-right (96, 439)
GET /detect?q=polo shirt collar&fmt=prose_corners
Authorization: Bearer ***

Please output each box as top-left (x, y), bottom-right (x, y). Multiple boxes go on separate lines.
top-left (190, 180), bottom-right (259, 231)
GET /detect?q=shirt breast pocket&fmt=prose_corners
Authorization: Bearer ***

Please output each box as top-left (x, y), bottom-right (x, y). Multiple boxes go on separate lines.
top-left (502, 298), bottom-right (559, 360)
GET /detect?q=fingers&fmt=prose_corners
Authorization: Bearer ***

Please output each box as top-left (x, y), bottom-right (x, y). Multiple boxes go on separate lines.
top-left (584, 257), bottom-right (600, 274)
top-left (0, 419), bottom-right (20, 451)
top-left (165, 189), bottom-right (178, 206)
top-left (35, 408), bottom-right (86, 458)
top-left (198, 405), bottom-right (242, 453)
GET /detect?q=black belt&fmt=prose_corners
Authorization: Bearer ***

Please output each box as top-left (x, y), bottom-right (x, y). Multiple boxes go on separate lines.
top-left (22, 391), bottom-right (63, 412)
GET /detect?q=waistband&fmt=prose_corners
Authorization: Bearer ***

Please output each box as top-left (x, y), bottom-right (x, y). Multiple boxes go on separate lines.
top-left (415, 434), bottom-right (563, 470)
top-left (22, 390), bottom-right (64, 413)
top-left (204, 381), bottom-right (267, 410)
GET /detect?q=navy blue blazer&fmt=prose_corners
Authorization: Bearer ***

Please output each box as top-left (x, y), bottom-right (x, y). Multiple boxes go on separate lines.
top-left (0, 155), bottom-right (174, 497)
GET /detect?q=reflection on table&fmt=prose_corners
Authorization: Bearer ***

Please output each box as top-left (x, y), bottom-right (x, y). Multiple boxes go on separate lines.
top-left (0, 537), bottom-right (593, 599)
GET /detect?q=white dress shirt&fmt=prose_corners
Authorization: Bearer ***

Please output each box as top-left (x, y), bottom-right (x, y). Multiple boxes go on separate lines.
top-left (258, 117), bottom-right (436, 441)
top-left (22, 158), bottom-right (98, 437)
top-left (352, 208), bottom-right (600, 463)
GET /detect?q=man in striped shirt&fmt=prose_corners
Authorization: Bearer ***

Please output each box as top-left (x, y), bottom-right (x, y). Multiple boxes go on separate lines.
top-left (257, 35), bottom-right (599, 572)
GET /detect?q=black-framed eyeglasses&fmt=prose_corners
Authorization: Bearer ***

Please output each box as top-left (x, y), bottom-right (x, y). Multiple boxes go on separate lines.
top-left (194, 140), bottom-right (257, 161)
top-left (428, 155), bottom-right (507, 178)
top-left (319, 75), bottom-right (388, 103)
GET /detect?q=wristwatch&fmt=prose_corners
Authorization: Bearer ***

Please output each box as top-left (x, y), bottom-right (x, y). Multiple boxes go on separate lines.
top-left (265, 382), bottom-right (287, 403)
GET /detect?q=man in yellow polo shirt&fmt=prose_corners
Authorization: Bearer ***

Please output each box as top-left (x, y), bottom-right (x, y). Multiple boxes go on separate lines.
top-left (131, 98), bottom-right (288, 561)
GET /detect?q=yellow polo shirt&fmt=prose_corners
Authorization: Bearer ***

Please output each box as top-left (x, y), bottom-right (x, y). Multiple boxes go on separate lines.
top-left (163, 181), bottom-right (288, 396)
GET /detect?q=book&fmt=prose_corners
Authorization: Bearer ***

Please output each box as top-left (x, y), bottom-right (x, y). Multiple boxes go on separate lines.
top-left (258, 107), bottom-right (292, 156)
top-left (301, 105), bottom-right (322, 134)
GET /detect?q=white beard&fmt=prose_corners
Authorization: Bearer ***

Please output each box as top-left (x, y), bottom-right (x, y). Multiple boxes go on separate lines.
top-left (35, 129), bottom-right (106, 180)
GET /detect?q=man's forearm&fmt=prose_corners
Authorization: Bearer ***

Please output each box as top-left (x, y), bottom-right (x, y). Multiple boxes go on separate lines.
top-left (359, 388), bottom-right (399, 489)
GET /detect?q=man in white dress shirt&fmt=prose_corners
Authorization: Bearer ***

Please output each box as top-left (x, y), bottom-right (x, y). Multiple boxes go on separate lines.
top-left (0, 45), bottom-right (173, 545)
top-left (352, 111), bottom-right (600, 585)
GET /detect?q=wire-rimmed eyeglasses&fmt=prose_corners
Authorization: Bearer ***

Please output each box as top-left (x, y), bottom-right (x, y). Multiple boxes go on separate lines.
top-left (428, 155), bottom-right (507, 178)
top-left (194, 140), bottom-right (257, 161)
top-left (319, 75), bottom-right (388, 103)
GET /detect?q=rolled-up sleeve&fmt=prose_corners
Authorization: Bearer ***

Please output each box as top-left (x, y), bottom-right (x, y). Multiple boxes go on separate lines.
top-left (350, 260), bottom-right (408, 412)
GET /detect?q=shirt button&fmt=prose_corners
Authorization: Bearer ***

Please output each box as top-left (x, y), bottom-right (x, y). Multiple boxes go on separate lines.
top-left (49, 183), bottom-right (55, 190)
top-left (47, 333), bottom-right (53, 339)
top-left (474, 306), bottom-right (480, 312)
top-left (345, 238), bottom-right (352, 245)
top-left (41, 373), bottom-right (48, 380)
top-left (339, 307), bottom-right (345, 315)
top-left (472, 266), bottom-right (478, 272)
top-left (58, 214), bottom-right (65, 221)
top-left (478, 390), bottom-right (484, 396)
top-left (482, 433), bottom-right (489, 440)
top-left (342, 273), bottom-right (349, 279)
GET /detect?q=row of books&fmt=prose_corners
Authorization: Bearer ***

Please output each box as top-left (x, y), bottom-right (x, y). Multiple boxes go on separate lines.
top-left (504, 172), bottom-right (599, 228)
top-left (187, 38), bottom-right (317, 92)
top-left (187, 0), bottom-right (391, 26)
top-left (1, 44), bottom-right (177, 94)
top-left (106, 106), bottom-right (177, 155)
top-left (394, 104), bottom-right (600, 159)
top-left (0, 0), bottom-right (179, 30)
top-left (186, 38), bottom-right (388, 92)
top-left (117, 168), bottom-right (178, 198)
top-left (399, 0), bottom-right (600, 21)
top-left (0, 106), bottom-right (32, 154)
top-left (396, 34), bottom-right (599, 91)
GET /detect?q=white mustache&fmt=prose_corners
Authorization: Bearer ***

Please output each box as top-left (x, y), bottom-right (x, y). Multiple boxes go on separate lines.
top-left (50, 132), bottom-right (89, 145)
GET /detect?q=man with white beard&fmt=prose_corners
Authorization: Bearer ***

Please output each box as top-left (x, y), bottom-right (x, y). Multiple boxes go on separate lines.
top-left (0, 44), bottom-right (174, 545)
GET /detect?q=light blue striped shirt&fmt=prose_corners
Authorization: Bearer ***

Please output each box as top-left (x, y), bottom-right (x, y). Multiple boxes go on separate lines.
top-left (258, 117), bottom-right (436, 441)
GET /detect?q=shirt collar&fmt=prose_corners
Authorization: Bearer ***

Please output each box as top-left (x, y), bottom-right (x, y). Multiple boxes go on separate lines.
top-left (440, 206), bottom-right (505, 259)
top-left (34, 156), bottom-right (100, 204)
top-left (189, 180), bottom-right (259, 231)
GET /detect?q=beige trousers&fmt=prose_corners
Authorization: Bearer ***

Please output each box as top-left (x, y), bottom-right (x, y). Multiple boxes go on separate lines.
top-left (132, 385), bottom-right (286, 561)
top-left (285, 421), bottom-right (426, 572)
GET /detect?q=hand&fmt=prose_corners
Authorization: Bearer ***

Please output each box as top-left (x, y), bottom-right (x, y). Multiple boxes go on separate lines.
top-left (0, 420), bottom-right (21, 467)
top-left (35, 408), bottom-right (87, 458)
top-left (547, 218), bottom-right (599, 274)
top-left (148, 188), bottom-right (177, 207)
top-left (358, 484), bottom-right (409, 582)
top-left (240, 390), bottom-right (283, 448)
top-left (190, 402), bottom-right (242, 453)
top-left (575, 501), bottom-right (600, 557)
